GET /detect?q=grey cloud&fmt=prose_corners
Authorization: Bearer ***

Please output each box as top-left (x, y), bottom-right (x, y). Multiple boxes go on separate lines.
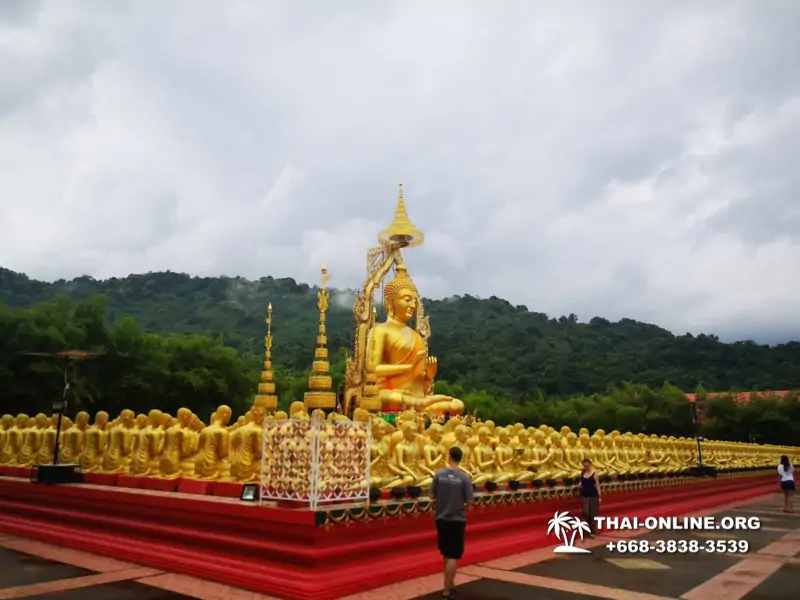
top-left (1, 0), bottom-right (799, 342)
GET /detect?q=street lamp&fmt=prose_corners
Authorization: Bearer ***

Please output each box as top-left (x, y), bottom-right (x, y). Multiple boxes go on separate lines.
top-left (20, 350), bottom-right (101, 482)
top-left (689, 400), bottom-right (704, 469)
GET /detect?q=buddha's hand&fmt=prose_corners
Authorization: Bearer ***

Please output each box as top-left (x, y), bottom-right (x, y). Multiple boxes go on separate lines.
top-left (413, 349), bottom-right (427, 365)
top-left (426, 356), bottom-right (438, 378)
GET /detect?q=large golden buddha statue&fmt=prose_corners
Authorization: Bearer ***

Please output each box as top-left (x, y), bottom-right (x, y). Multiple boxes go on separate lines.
top-left (366, 265), bottom-right (464, 415)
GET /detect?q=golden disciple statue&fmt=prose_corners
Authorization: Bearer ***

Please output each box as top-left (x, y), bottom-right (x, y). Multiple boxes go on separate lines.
top-left (1, 414), bottom-right (26, 465)
top-left (17, 414), bottom-right (47, 466)
top-left (103, 409), bottom-right (136, 474)
top-left (195, 405), bottom-right (232, 481)
top-left (0, 415), bottom-right (13, 463)
top-left (130, 410), bottom-right (164, 476)
top-left (80, 411), bottom-right (109, 473)
top-left (158, 408), bottom-right (194, 479)
top-left (366, 265), bottom-right (463, 415)
top-left (229, 399), bottom-right (268, 483)
top-left (59, 411), bottom-right (90, 464)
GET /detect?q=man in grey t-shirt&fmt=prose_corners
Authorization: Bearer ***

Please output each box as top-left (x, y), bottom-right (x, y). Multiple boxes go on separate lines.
top-left (430, 446), bottom-right (474, 599)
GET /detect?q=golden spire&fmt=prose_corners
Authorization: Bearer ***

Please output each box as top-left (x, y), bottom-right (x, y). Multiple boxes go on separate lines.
top-left (378, 184), bottom-right (425, 248)
top-left (254, 303), bottom-right (278, 411)
top-left (304, 266), bottom-right (336, 412)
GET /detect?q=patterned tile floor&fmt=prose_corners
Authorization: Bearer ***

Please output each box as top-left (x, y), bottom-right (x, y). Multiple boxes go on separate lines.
top-left (0, 492), bottom-right (797, 599)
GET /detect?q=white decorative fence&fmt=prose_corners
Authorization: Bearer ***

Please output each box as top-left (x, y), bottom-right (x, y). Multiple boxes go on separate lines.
top-left (259, 418), bottom-right (371, 510)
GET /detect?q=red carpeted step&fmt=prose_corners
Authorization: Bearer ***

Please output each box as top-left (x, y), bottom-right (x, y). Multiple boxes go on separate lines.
top-left (0, 473), bottom-right (775, 600)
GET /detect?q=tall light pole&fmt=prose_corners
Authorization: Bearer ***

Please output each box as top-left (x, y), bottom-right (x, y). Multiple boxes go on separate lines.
top-left (20, 350), bottom-right (101, 466)
top-left (689, 399), bottom-right (704, 468)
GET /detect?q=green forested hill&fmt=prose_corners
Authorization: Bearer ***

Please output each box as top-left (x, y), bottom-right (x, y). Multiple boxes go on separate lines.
top-left (2, 266), bottom-right (799, 400)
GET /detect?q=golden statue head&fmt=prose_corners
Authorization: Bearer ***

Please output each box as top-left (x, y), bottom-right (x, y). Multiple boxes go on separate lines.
top-left (214, 405), bottom-right (232, 426)
top-left (175, 407), bottom-right (190, 425)
top-left (384, 265), bottom-right (418, 322)
top-left (94, 411), bottom-right (109, 428)
top-left (75, 411), bottom-right (90, 428)
top-left (146, 409), bottom-right (163, 426)
top-left (252, 397), bottom-right (270, 424)
top-left (1, 414), bottom-right (13, 429)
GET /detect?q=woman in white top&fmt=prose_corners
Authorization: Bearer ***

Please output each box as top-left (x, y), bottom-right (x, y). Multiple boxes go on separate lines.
top-left (778, 455), bottom-right (795, 514)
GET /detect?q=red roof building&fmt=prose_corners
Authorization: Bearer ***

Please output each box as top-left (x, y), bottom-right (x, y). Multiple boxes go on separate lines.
top-left (685, 391), bottom-right (791, 404)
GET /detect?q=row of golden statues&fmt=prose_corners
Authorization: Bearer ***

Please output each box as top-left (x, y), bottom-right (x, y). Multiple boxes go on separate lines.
top-left (1, 405), bottom-right (796, 491)
top-left (2, 187), bottom-right (797, 497)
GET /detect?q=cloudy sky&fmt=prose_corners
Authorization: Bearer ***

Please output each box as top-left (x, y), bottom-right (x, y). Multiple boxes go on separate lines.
top-left (1, 1), bottom-right (799, 342)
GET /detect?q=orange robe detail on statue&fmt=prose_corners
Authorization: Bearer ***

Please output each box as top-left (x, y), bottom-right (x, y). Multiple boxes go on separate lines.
top-left (377, 327), bottom-right (429, 412)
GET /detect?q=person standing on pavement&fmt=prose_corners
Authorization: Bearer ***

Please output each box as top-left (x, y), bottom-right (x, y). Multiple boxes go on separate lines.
top-left (579, 458), bottom-right (602, 537)
top-left (430, 446), bottom-right (474, 599)
top-left (778, 455), bottom-right (795, 513)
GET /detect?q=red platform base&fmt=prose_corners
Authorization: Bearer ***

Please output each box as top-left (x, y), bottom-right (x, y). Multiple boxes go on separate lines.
top-left (143, 477), bottom-right (181, 493)
top-left (116, 475), bottom-right (149, 489)
top-left (178, 478), bottom-right (211, 495)
top-left (0, 473), bottom-right (775, 600)
top-left (82, 472), bottom-right (118, 486)
top-left (211, 481), bottom-right (244, 498)
top-left (0, 466), bottom-right (33, 479)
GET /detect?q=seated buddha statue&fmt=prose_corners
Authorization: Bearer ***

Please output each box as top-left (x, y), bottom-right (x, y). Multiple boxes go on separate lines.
top-left (660, 437), bottom-right (685, 470)
top-left (446, 424), bottom-right (474, 477)
top-left (230, 399), bottom-right (268, 483)
top-left (194, 405), bottom-right (232, 481)
top-left (418, 423), bottom-right (446, 488)
top-left (34, 415), bottom-right (60, 466)
top-left (134, 414), bottom-right (147, 431)
top-left (369, 417), bottom-right (393, 489)
top-left (289, 401), bottom-right (310, 421)
top-left (441, 416), bottom-right (463, 448)
top-left (130, 410), bottom-right (165, 476)
top-left (59, 411), bottom-right (90, 464)
top-left (533, 432), bottom-right (575, 482)
top-left (0, 414), bottom-right (26, 465)
top-left (17, 413), bottom-right (48, 466)
top-left (563, 433), bottom-right (586, 473)
top-left (0, 415), bottom-right (14, 463)
top-left (79, 411), bottom-right (109, 473)
top-left (389, 410), bottom-right (418, 452)
top-left (365, 265), bottom-right (464, 415)
top-left (559, 426), bottom-right (573, 446)
top-left (507, 429), bottom-right (536, 483)
top-left (579, 434), bottom-right (605, 470)
top-left (383, 421), bottom-right (424, 489)
top-left (492, 428), bottom-right (515, 485)
top-left (472, 426), bottom-right (502, 487)
top-left (647, 437), bottom-right (681, 474)
top-left (158, 408), bottom-right (194, 479)
top-left (593, 435), bottom-right (620, 474)
top-left (624, 435), bottom-right (657, 474)
top-left (676, 438), bottom-right (696, 468)
top-left (102, 410), bottom-right (136, 473)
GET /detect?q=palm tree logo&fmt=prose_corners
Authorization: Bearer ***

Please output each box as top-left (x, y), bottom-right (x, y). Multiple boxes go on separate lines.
top-left (547, 511), bottom-right (592, 554)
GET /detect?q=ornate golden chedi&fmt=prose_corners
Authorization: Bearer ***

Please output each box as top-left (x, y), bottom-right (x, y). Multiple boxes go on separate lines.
top-left (255, 303), bottom-right (278, 411)
top-left (304, 266), bottom-right (337, 412)
top-left (345, 184), bottom-right (464, 416)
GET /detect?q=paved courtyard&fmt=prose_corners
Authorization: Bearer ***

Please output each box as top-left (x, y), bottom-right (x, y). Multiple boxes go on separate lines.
top-left (0, 493), bottom-right (796, 599)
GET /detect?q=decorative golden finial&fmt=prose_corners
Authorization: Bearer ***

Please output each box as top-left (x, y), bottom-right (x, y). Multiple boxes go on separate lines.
top-left (304, 266), bottom-right (336, 412)
top-left (321, 264), bottom-right (331, 290)
top-left (378, 184), bottom-right (425, 248)
top-left (254, 303), bottom-right (278, 411)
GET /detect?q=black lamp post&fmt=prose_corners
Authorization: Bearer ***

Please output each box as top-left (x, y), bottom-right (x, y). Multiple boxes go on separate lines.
top-left (690, 400), bottom-right (704, 468)
top-left (20, 350), bottom-right (100, 465)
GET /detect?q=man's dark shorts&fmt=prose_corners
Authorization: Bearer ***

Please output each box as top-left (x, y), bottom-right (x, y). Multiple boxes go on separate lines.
top-left (436, 519), bottom-right (466, 559)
